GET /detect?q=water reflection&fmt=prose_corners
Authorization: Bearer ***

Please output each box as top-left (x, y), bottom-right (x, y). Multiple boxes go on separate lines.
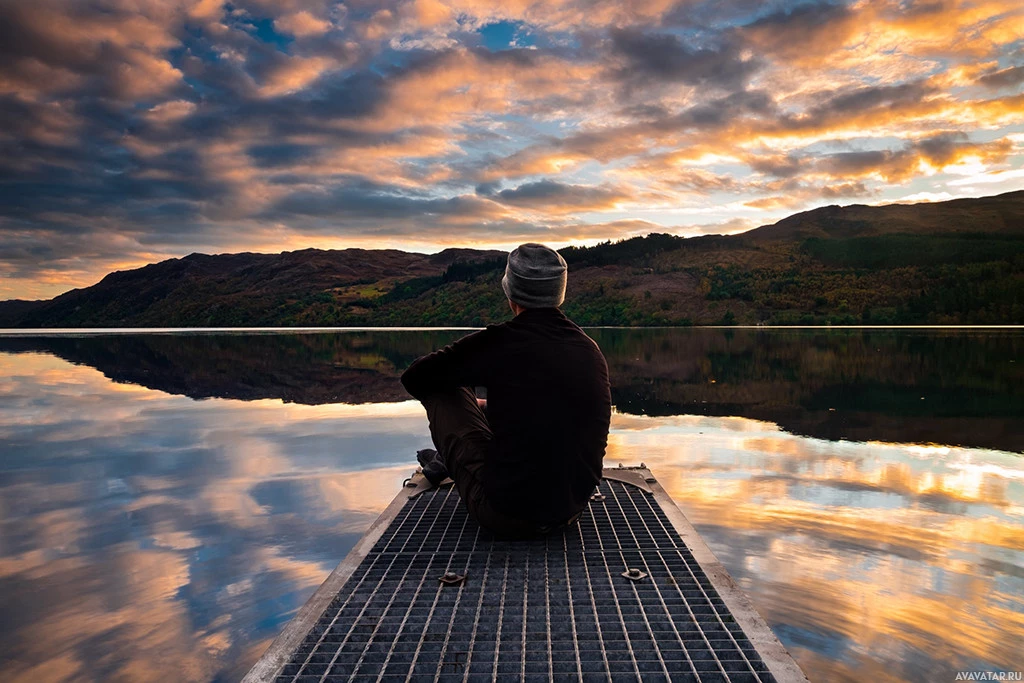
top-left (2, 328), bottom-right (1021, 451)
top-left (0, 355), bottom-right (423, 681)
top-left (606, 414), bottom-right (1024, 681)
top-left (0, 329), bottom-right (1021, 682)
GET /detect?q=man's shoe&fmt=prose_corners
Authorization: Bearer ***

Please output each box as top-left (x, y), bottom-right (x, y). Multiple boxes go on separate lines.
top-left (416, 448), bottom-right (449, 486)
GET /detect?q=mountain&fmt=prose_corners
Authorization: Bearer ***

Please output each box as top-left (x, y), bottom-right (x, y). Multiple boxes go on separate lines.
top-left (0, 247), bottom-right (505, 328)
top-left (746, 190), bottom-right (1024, 241)
top-left (2, 190), bottom-right (1022, 327)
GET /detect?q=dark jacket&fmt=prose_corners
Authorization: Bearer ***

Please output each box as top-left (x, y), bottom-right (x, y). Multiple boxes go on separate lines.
top-left (400, 307), bottom-right (611, 523)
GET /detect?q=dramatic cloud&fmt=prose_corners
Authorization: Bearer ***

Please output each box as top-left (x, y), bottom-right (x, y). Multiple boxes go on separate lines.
top-left (739, 2), bottom-right (861, 65)
top-left (978, 65), bottom-right (1024, 89)
top-left (0, 0), bottom-right (1022, 298)
top-left (609, 28), bottom-right (761, 90)
top-left (490, 179), bottom-right (634, 214)
top-left (816, 133), bottom-right (1015, 183)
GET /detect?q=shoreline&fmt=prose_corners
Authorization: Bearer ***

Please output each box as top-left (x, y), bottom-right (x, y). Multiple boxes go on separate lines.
top-left (1, 324), bottom-right (1023, 336)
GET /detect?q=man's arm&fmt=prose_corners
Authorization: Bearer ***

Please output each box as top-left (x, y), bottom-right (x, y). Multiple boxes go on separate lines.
top-left (400, 326), bottom-right (498, 400)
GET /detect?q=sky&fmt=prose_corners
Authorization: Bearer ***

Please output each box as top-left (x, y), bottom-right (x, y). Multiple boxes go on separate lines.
top-left (1, 0), bottom-right (1022, 300)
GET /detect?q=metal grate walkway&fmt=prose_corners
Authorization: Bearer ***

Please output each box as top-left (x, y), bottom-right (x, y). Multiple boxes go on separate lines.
top-left (245, 468), bottom-right (807, 683)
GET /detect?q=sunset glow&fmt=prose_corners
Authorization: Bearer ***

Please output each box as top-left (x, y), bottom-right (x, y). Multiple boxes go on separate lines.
top-left (1, 0), bottom-right (1023, 299)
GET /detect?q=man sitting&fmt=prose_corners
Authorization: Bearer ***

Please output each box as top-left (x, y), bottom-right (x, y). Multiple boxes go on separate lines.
top-left (401, 243), bottom-right (612, 538)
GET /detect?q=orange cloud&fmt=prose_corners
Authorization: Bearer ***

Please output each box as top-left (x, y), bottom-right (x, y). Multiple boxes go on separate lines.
top-left (274, 10), bottom-right (332, 37)
top-left (362, 47), bottom-right (603, 133)
top-left (0, 0), bottom-right (189, 100)
top-left (257, 55), bottom-right (339, 96)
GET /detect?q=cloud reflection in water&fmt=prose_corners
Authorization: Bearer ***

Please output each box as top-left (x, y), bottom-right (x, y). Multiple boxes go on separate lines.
top-left (608, 413), bottom-right (1024, 682)
top-left (0, 341), bottom-right (1022, 682)
top-left (0, 353), bottom-right (425, 681)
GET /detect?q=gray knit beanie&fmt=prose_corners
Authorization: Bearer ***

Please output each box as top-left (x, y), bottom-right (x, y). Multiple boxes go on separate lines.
top-left (501, 243), bottom-right (567, 308)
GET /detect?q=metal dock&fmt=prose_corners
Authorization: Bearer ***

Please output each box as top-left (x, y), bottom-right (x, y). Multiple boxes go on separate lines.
top-left (244, 466), bottom-right (807, 683)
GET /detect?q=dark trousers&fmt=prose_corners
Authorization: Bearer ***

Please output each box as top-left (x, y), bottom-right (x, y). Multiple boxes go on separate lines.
top-left (421, 388), bottom-right (556, 539)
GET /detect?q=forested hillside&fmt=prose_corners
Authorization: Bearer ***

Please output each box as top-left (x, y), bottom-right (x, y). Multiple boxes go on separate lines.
top-left (2, 191), bottom-right (1022, 327)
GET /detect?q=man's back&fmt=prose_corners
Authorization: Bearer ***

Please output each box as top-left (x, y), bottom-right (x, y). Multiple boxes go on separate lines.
top-left (400, 307), bottom-right (611, 523)
top-left (477, 308), bottom-right (610, 522)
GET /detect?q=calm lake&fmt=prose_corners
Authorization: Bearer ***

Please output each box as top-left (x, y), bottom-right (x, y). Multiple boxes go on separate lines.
top-left (0, 328), bottom-right (1021, 682)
